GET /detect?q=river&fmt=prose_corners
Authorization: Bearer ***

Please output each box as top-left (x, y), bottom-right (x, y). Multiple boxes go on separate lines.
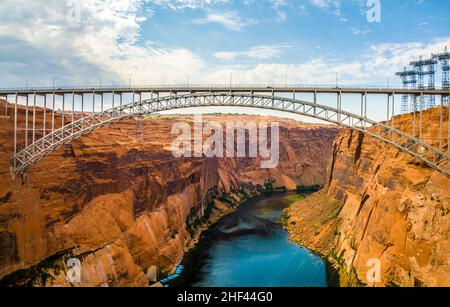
top-left (175, 192), bottom-right (333, 287)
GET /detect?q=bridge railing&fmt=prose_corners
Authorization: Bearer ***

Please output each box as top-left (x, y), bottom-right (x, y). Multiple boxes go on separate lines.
top-left (1, 83), bottom-right (449, 92)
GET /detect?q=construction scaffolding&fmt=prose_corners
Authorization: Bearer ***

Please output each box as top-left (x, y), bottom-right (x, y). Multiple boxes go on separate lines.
top-left (410, 56), bottom-right (437, 110)
top-left (396, 47), bottom-right (449, 113)
top-left (396, 67), bottom-right (418, 113)
top-left (433, 46), bottom-right (450, 106)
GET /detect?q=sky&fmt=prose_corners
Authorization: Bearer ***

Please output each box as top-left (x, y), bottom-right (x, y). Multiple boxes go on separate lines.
top-left (0, 0), bottom-right (449, 89)
top-left (0, 0), bottom-right (449, 122)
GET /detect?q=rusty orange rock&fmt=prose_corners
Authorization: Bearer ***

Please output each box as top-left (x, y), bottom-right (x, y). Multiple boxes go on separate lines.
top-left (0, 101), bottom-right (339, 286)
top-left (286, 106), bottom-right (449, 287)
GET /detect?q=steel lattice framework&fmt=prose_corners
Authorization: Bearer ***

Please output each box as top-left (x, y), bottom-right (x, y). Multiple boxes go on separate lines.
top-left (12, 92), bottom-right (450, 177)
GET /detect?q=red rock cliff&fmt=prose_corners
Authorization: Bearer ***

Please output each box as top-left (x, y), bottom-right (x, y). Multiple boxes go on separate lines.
top-left (326, 107), bottom-right (449, 286)
top-left (0, 101), bottom-right (339, 286)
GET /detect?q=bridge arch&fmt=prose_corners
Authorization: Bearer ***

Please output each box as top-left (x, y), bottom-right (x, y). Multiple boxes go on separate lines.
top-left (13, 92), bottom-right (449, 177)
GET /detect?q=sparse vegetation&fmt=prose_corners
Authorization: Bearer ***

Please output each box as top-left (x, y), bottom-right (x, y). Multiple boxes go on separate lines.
top-left (285, 194), bottom-right (305, 203)
top-left (296, 184), bottom-right (323, 194)
top-left (280, 210), bottom-right (291, 226)
top-left (0, 251), bottom-right (70, 287)
top-left (219, 192), bottom-right (237, 207)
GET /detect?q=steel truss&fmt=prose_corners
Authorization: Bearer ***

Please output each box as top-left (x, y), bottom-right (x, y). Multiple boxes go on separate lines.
top-left (12, 92), bottom-right (449, 177)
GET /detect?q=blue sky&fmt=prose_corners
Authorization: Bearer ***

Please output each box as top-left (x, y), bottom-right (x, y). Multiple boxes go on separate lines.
top-left (142, 0), bottom-right (449, 66)
top-left (0, 0), bottom-right (449, 89)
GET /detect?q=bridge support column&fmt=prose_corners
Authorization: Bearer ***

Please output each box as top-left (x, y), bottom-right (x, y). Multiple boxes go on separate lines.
top-left (81, 94), bottom-right (85, 129)
top-left (2, 95), bottom-right (6, 116)
top-left (71, 93), bottom-right (75, 134)
top-left (43, 94), bottom-right (46, 137)
top-left (92, 92), bottom-right (95, 115)
top-left (32, 93), bottom-right (36, 153)
top-left (51, 93), bottom-right (55, 144)
top-left (337, 92), bottom-right (342, 123)
top-left (25, 94), bottom-right (28, 147)
top-left (365, 94), bottom-right (367, 119)
top-left (413, 95), bottom-right (417, 139)
top-left (13, 93), bottom-right (17, 171)
top-left (392, 93), bottom-right (395, 129)
top-left (419, 93), bottom-right (423, 142)
top-left (360, 93), bottom-right (364, 125)
top-left (387, 94), bottom-right (390, 121)
top-left (101, 93), bottom-right (104, 119)
top-left (81, 93), bottom-right (84, 117)
top-left (112, 91), bottom-right (115, 117)
top-left (62, 94), bottom-right (65, 138)
top-left (361, 92), bottom-right (367, 129)
top-left (440, 95), bottom-right (444, 153)
top-left (120, 93), bottom-right (123, 115)
top-left (314, 91), bottom-right (317, 115)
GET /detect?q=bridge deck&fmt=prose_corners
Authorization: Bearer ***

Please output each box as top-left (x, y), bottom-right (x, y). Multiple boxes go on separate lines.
top-left (0, 85), bottom-right (449, 96)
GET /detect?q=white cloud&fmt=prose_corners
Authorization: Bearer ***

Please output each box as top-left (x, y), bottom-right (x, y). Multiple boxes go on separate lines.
top-left (0, 0), bottom-right (449, 89)
top-left (349, 27), bottom-right (371, 35)
top-left (276, 11), bottom-right (287, 22)
top-left (192, 11), bottom-right (257, 31)
top-left (214, 44), bottom-right (291, 60)
top-left (271, 0), bottom-right (286, 8)
top-left (0, 0), bottom-right (205, 86)
top-left (150, 0), bottom-right (230, 10)
top-left (207, 38), bottom-right (450, 86)
top-left (310, 0), bottom-right (335, 8)
top-left (310, 0), bottom-right (342, 16)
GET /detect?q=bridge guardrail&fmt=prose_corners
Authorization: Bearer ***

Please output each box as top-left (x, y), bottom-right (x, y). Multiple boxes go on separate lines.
top-left (1, 84), bottom-right (449, 92)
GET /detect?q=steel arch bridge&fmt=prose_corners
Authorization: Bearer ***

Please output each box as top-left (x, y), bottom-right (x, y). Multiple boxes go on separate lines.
top-left (9, 92), bottom-right (449, 177)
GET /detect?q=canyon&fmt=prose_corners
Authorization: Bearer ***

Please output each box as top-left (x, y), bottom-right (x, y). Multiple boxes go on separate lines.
top-left (285, 106), bottom-right (450, 287)
top-left (0, 100), bottom-right (338, 286)
top-left (0, 98), bottom-right (448, 287)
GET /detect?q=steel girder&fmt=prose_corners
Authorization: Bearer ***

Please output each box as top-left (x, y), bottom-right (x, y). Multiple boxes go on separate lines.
top-left (12, 92), bottom-right (449, 177)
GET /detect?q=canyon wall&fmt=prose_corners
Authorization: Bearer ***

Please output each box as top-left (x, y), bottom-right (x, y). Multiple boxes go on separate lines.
top-left (286, 106), bottom-right (449, 287)
top-left (0, 101), bottom-right (339, 286)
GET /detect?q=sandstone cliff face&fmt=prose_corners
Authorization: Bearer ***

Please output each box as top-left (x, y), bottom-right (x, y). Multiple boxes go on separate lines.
top-left (0, 101), bottom-right (339, 286)
top-left (326, 107), bottom-right (449, 287)
top-left (204, 115), bottom-right (338, 191)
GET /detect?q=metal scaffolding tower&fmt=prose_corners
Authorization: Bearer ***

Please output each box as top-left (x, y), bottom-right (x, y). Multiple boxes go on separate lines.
top-left (427, 58), bottom-right (437, 107)
top-left (396, 67), bottom-right (418, 113)
top-left (433, 46), bottom-right (450, 106)
top-left (410, 56), bottom-right (437, 110)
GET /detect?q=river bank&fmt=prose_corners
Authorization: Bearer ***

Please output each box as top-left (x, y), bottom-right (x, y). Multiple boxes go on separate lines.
top-left (172, 191), bottom-right (338, 287)
top-left (169, 184), bottom-right (286, 277)
top-left (282, 191), bottom-right (347, 286)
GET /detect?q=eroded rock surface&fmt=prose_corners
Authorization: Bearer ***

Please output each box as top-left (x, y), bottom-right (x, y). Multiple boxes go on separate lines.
top-left (0, 101), bottom-right (339, 286)
top-left (286, 107), bottom-right (450, 287)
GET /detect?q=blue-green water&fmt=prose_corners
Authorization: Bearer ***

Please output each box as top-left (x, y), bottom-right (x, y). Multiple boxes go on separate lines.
top-left (176, 192), bottom-right (330, 287)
